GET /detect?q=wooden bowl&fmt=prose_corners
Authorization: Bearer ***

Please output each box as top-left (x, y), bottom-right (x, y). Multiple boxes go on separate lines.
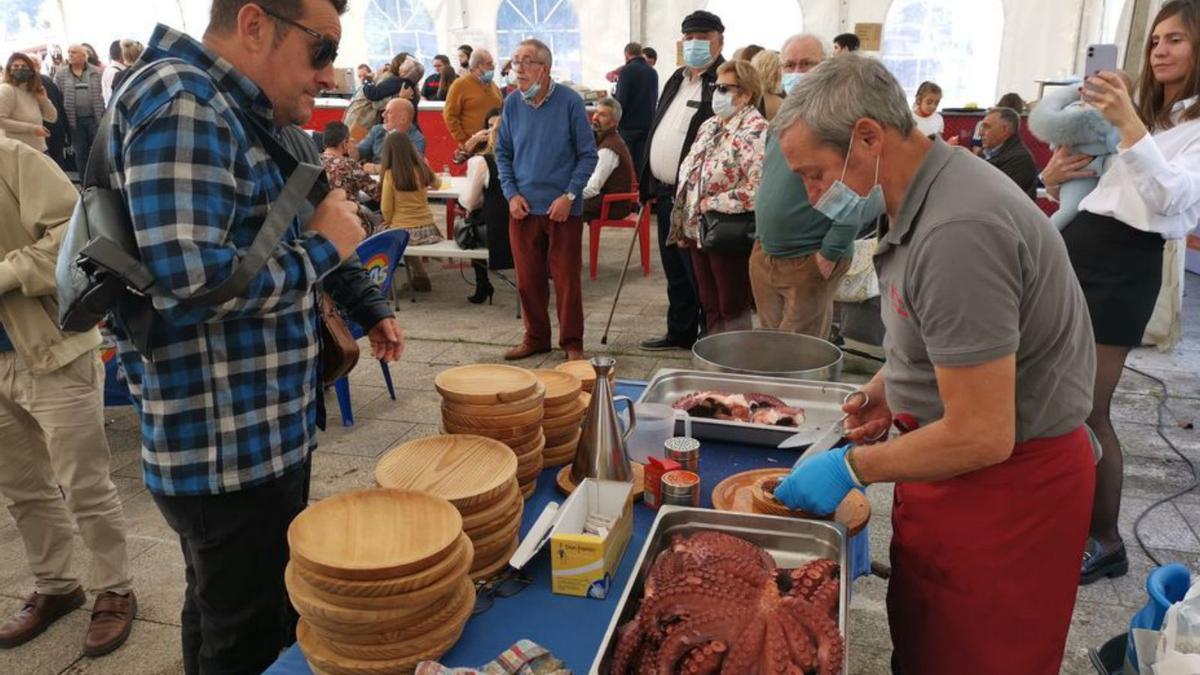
top-left (288, 489), bottom-right (461, 581)
top-left (440, 384), bottom-right (544, 417)
top-left (531, 369), bottom-right (583, 407)
top-left (440, 404), bottom-right (544, 430)
top-left (375, 435), bottom-right (517, 510)
top-left (306, 575), bottom-right (473, 647)
top-left (291, 533), bottom-right (473, 599)
top-left (710, 468), bottom-right (871, 536)
top-left (435, 364), bottom-right (539, 405)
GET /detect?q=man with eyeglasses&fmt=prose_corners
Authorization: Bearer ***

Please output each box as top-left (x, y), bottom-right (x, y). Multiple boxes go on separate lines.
top-left (748, 33), bottom-right (856, 338)
top-left (496, 39), bottom-right (598, 361)
top-left (638, 10), bottom-right (725, 353)
top-left (101, 1), bottom-right (403, 672)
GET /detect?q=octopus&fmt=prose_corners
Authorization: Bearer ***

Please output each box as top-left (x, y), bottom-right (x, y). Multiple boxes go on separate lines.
top-left (672, 391), bottom-right (805, 428)
top-left (609, 531), bottom-right (844, 675)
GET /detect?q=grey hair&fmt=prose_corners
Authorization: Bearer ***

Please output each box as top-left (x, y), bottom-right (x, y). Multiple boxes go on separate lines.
top-left (518, 38), bottom-right (553, 69)
top-left (469, 48), bottom-right (492, 69)
top-left (989, 106), bottom-right (1021, 135)
top-left (771, 54), bottom-right (914, 151)
top-left (781, 33), bottom-right (826, 59)
top-left (596, 96), bottom-right (623, 123)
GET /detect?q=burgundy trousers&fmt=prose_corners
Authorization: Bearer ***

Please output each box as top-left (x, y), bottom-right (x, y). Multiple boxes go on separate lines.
top-left (690, 245), bottom-right (752, 334)
top-left (509, 214), bottom-right (585, 351)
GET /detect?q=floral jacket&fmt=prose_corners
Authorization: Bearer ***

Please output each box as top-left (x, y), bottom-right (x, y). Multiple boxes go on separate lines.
top-left (669, 105), bottom-right (768, 245)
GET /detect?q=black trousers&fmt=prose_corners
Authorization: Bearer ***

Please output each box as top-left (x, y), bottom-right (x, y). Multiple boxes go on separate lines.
top-left (619, 128), bottom-right (648, 174)
top-left (70, 116), bottom-right (99, 177)
top-left (153, 462), bottom-right (309, 675)
top-left (654, 185), bottom-right (701, 345)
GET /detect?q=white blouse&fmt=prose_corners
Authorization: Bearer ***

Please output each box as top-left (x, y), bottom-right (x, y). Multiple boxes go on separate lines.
top-left (913, 110), bottom-right (944, 138)
top-left (1079, 97), bottom-right (1200, 240)
top-left (460, 155), bottom-right (489, 212)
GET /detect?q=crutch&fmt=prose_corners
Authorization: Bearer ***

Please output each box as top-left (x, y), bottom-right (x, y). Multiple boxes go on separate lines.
top-left (600, 203), bottom-right (647, 345)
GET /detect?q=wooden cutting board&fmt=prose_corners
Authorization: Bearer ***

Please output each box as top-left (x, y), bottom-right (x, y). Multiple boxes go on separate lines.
top-left (440, 384), bottom-right (545, 417)
top-left (308, 574), bottom-right (473, 647)
top-left (440, 404), bottom-right (544, 430)
top-left (710, 468), bottom-right (871, 536)
top-left (297, 614), bottom-right (461, 675)
top-left (316, 576), bottom-right (473, 660)
top-left (375, 435), bottom-right (517, 510)
top-left (435, 365), bottom-right (539, 405)
top-left (288, 489), bottom-right (461, 581)
top-left (291, 534), bottom-right (473, 599)
top-left (531, 369), bottom-right (583, 407)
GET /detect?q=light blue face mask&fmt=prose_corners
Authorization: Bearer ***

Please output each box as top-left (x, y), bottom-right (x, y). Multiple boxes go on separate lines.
top-left (480, 69), bottom-right (495, 84)
top-left (711, 90), bottom-right (736, 119)
top-left (781, 72), bottom-right (805, 95)
top-left (683, 39), bottom-right (712, 68)
top-left (521, 81), bottom-right (542, 101)
top-left (813, 140), bottom-right (885, 226)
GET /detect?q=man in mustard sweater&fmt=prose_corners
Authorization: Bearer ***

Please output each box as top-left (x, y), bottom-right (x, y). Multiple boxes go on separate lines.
top-left (443, 48), bottom-right (503, 149)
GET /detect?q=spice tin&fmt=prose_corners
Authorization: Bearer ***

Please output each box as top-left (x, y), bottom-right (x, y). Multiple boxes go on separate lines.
top-left (660, 470), bottom-right (700, 507)
top-left (663, 437), bottom-right (700, 472)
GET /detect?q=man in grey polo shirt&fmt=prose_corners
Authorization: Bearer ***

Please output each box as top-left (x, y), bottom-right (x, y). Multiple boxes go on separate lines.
top-left (770, 55), bottom-right (1096, 674)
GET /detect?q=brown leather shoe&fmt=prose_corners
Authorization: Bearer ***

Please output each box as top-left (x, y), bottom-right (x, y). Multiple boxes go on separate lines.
top-left (503, 343), bottom-right (551, 361)
top-left (564, 348), bottom-right (587, 361)
top-left (0, 587), bottom-right (86, 648)
top-left (83, 591), bottom-right (136, 657)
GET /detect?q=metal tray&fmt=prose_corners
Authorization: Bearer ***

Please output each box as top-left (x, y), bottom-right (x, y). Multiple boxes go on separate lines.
top-left (589, 507), bottom-right (849, 674)
top-left (637, 368), bottom-right (859, 447)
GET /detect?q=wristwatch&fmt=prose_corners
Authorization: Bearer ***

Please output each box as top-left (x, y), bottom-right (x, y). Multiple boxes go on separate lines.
top-left (563, 192), bottom-right (576, 202)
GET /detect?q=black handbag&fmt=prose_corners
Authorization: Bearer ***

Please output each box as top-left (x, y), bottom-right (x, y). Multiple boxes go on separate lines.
top-left (693, 144), bottom-right (755, 254)
top-left (454, 208), bottom-right (487, 250)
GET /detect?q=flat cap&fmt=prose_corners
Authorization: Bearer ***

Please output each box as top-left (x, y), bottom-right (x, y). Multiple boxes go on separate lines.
top-left (681, 10), bottom-right (724, 34)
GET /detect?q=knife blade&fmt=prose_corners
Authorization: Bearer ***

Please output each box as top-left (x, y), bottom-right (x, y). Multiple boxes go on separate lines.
top-left (781, 422), bottom-right (846, 467)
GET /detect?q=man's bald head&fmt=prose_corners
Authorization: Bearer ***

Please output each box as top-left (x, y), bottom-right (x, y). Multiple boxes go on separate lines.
top-left (781, 34), bottom-right (824, 74)
top-left (384, 97), bottom-right (415, 132)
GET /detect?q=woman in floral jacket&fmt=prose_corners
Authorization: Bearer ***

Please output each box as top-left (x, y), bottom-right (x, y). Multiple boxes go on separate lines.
top-left (670, 60), bottom-right (768, 334)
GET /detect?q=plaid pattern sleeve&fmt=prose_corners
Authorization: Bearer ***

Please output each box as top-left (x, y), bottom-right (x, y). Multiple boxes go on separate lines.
top-left (108, 24), bottom-right (339, 497)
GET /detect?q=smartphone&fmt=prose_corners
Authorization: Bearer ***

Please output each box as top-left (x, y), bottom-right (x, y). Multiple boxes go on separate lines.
top-left (1084, 44), bottom-right (1119, 80)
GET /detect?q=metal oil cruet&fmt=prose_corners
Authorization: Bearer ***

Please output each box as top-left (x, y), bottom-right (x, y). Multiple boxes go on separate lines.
top-left (571, 357), bottom-right (637, 484)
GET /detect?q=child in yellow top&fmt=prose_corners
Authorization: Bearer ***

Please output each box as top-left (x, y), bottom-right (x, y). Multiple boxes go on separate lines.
top-left (380, 131), bottom-right (442, 290)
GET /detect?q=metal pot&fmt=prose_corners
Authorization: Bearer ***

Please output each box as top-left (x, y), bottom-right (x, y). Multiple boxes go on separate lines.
top-left (691, 330), bottom-right (843, 381)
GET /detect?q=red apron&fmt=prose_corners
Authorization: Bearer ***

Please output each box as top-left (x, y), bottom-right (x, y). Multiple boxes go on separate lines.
top-left (887, 426), bottom-right (1095, 675)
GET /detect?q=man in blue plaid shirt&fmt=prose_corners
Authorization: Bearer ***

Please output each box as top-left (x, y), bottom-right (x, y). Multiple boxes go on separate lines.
top-left (106, 1), bottom-right (404, 671)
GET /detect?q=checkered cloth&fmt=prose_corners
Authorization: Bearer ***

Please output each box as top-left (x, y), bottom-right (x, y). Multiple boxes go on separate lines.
top-left (107, 24), bottom-right (340, 496)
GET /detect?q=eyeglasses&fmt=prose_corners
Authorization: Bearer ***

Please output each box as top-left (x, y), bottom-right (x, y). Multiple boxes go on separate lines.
top-left (510, 58), bottom-right (545, 70)
top-left (472, 570), bottom-right (531, 615)
top-left (258, 5), bottom-right (339, 69)
top-left (783, 59), bottom-right (822, 71)
top-left (714, 83), bottom-right (741, 94)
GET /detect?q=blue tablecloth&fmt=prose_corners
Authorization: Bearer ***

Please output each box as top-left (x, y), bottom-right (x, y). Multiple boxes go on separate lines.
top-left (266, 380), bottom-right (871, 674)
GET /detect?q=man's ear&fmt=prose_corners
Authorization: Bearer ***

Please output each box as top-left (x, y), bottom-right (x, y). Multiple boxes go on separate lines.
top-left (235, 3), bottom-right (277, 57)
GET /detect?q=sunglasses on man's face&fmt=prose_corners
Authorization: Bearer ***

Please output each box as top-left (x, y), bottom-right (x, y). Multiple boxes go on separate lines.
top-left (259, 5), bottom-right (339, 69)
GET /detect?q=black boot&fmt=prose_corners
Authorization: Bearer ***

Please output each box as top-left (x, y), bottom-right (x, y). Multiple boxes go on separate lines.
top-left (468, 263), bottom-right (494, 305)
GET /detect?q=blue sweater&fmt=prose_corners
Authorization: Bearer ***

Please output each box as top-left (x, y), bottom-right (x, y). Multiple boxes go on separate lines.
top-left (496, 84), bottom-right (598, 217)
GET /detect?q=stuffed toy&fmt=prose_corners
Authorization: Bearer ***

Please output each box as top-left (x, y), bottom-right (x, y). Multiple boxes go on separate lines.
top-left (1028, 82), bottom-right (1121, 230)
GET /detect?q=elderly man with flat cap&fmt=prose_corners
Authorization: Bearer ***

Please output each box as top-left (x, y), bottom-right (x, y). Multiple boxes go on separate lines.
top-left (638, 10), bottom-right (725, 352)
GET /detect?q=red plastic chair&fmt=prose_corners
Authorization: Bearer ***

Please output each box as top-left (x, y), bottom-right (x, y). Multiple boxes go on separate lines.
top-left (588, 191), bottom-right (653, 280)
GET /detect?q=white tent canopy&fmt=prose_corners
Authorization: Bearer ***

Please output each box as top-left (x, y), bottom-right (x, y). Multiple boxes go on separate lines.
top-left (0, 0), bottom-right (1157, 105)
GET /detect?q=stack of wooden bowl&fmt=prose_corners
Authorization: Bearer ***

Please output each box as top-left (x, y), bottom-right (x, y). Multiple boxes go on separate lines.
top-left (286, 489), bottom-right (473, 675)
top-left (376, 434), bottom-right (524, 582)
top-left (532, 369), bottom-right (586, 468)
top-left (436, 364), bottom-right (546, 500)
top-left (554, 359), bottom-right (614, 395)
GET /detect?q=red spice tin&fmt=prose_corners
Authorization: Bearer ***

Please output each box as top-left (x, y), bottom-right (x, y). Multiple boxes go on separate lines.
top-left (643, 457), bottom-right (682, 509)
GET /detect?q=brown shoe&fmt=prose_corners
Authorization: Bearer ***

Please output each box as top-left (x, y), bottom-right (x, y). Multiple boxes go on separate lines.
top-left (503, 343), bottom-right (551, 361)
top-left (565, 348), bottom-right (587, 361)
top-left (83, 591), bottom-right (136, 657)
top-left (0, 587), bottom-right (86, 648)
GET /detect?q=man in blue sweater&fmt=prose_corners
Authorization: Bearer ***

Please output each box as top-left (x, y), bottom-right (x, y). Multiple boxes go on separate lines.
top-left (496, 39), bottom-right (598, 361)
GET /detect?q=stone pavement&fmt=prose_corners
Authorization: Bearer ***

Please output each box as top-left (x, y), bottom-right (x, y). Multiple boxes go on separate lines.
top-left (1, 221), bottom-right (1198, 674)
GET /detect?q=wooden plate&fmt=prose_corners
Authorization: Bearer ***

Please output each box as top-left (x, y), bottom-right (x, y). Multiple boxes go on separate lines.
top-left (710, 468), bottom-right (871, 536)
top-left (297, 613), bottom-right (461, 675)
top-left (307, 575), bottom-right (473, 647)
top-left (459, 479), bottom-right (520, 522)
top-left (516, 454), bottom-right (544, 482)
top-left (291, 534), bottom-right (473, 599)
top-left (553, 360), bottom-right (603, 391)
top-left (519, 480), bottom-right (536, 501)
top-left (440, 404), bottom-right (544, 430)
top-left (435, 365), bottom-right (539, 405)
top-left (509, 431), bottom-right (546, 456)
top-left (556, 463), bottom-right (644, 500)
top-left (543, 429), bottom-right (582, 455)
top-left (542, 414), bottom-right (584, 437)
top-left (544, 396), bottom-right (587, 421)
top-left (467, 512), bottom-right (522, 554)
top-left (375, 435), bottom-right (517, 510)
top-left (464, 495), bottom-right (523, 540)
top-left (286, 551), bottom-right (467, 611)
top-left (544, 425), bottom-right (583, 446)
top-left (316, 576), bottom-right (473, 660)
top-left (542, 451), bottom-right (576, 469)
top-left (517, 445), bottom-right (546, 473)
top-left (470, 536), bottom-right (519, 581)
top-left (288, 489), bottom-right (462, 581)
top-left (441, 384), bottom-right (545, 417)
top-left (442, 421), bottom-right (543, 442)
top-left (531, 369), bottom-right (583, 407)
top-left (290, 581), bottom-right (448, 635)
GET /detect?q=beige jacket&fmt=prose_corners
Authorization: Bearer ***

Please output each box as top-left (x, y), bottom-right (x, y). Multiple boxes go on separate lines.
top-left (0, 137), bottom-right (100, 374)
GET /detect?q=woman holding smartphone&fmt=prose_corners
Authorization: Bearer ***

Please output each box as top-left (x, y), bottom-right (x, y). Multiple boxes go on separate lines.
top-left (1041, 0), bottom-right (1200, 584)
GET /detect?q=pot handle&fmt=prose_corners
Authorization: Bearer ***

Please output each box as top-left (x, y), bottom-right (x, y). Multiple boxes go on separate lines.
top-left (615, 395), bottom-right (637, 443)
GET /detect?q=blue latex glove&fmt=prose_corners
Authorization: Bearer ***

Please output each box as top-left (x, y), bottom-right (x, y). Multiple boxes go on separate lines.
top-left (773, 445), bottom-right (861, 515)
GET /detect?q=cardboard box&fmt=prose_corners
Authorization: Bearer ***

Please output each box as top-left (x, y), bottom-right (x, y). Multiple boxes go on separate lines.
top-left (550, 479), bottom-right (633, 599)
